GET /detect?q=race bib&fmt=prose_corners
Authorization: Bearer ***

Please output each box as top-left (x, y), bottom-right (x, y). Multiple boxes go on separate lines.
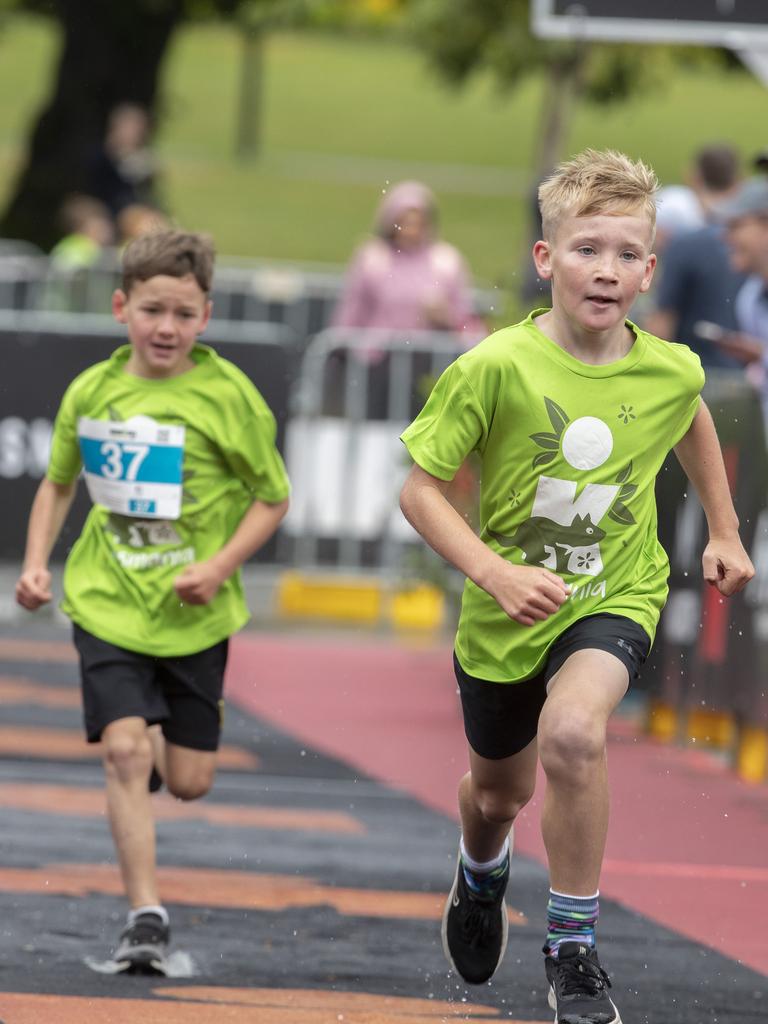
top-left (78, 416), bottom-right (185, 519)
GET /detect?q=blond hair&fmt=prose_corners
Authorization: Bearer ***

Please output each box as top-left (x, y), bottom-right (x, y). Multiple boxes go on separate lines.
top-left (122, 230), bottom-right (215, 294)
top-left (538, 149), bottom-right (658, 241)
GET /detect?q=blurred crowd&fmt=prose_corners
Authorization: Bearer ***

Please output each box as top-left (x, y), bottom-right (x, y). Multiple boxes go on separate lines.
top-left (49, 103), bottom-right (168, 275)
top-left (10, 115), bottom-right (768, 433)
top-left (638, 142), bottom-right (768, 427)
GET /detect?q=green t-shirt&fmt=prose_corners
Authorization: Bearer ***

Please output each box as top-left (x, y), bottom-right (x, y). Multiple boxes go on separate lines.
top-left (48, 343), bottom-right (290, 657)
top-left (401, 312), bottom-right (704, 682)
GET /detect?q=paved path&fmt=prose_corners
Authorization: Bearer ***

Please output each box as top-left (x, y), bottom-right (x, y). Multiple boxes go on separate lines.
top-left (0, 622), bottom-right (765, 1023)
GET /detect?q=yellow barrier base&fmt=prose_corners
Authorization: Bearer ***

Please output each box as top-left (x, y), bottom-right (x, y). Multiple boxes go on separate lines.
top-left (736, 725), bottom-right (768, 784)
top-left (390, 584), bottom-right (445, 631)
top-left (276, 572), bottom-right (445, 631)
top-left (686, 709), bottom-right (736, 750)
top-left (277, 571), bottom-right (382, 624)
top-left (647, 700), bottom-right (678, 743)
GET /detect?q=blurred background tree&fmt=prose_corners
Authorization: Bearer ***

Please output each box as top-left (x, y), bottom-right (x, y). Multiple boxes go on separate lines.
top-left (0, 0), bottom-right (751, 260)
top-left (1, 0), bottom-right (181, 247)
top-left (0, 0), bottom-right (411, 248)
top-left (406, 0), bottom-right (743, 298)
top-left (407, 0), bottom-right (740, 184)
top-left (0, 0), bottom-right (311, 248)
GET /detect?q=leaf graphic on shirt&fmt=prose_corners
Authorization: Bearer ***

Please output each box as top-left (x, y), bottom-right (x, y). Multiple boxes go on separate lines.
top-left (618, 483), bottom-right (637, 501)
top-left (530, 431), bottom-right (560, 450)
top-left (608, 463), bottom-right (637, 525)
top-left (533, 450), bottom-right (557, 469)
top-left (544, 397), bottom-right (570, 435)
top-left (608, 501), bottom-right (636, 526)
top-left (529, 397), bottom-right (571, 469)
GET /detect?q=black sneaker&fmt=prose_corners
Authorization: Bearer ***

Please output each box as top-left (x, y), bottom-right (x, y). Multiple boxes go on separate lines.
top-left (113, 912), bottom-right (170, 974)
top-left (441, 850), bottom-right (509, 984)
top-left (545, 941), bottom-right (621, 1023)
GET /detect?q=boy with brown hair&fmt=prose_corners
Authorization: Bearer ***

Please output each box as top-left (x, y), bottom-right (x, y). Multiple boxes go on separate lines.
top-left (16, 230), bottom-right (290, 971)
top-left (400, 150), bottom-right (754, 1023)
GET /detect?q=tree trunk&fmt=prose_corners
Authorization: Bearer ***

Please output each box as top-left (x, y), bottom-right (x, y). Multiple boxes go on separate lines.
top-left (235, 25), bottom-right (265, 160)
top-left (0, 0), bottom-right (183, 250)
top-left (519, 50), bottom-right (587, 304)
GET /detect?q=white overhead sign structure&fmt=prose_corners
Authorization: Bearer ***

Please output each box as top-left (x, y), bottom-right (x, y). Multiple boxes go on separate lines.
top-left (531, 2), bottom-right (768, 84)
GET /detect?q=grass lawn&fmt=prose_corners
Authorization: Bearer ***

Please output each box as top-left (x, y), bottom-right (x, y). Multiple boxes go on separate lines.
top-left (1, 16), bottom-right (767, 292)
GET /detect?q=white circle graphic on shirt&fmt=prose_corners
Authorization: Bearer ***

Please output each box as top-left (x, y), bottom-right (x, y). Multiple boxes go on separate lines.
top-left (561, 417), bottom-right (613, 470)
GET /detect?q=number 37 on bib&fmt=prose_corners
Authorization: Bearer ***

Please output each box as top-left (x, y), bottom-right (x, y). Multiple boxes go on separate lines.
top-left (77, 416), bottom-right (185, 520)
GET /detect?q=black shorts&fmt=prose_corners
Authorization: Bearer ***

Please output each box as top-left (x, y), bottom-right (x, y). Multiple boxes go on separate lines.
top-left (73, 624), bottom-right (229, 751)
top-left (454, 613), bottom-right (651, 761)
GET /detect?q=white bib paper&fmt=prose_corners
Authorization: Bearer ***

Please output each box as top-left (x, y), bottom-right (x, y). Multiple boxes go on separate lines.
top-left (78, 416), bottom-right (185, 520)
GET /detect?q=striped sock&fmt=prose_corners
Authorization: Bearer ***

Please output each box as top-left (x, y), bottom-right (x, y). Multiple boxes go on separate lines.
top-left (545, 890), bottom-right (599, 955)
top-left (460, 835), bottom-right (510, 898)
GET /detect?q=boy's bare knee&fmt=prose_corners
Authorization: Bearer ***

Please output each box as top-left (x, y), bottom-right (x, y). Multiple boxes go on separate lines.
top-left (474, 782), bottom-right (533, 826)
top-left (103, 729), bottom-right (153, 781)
top-left (538, 715), bottom-right (605, 781)
top-left (166, 772), bottom-right (213, 802)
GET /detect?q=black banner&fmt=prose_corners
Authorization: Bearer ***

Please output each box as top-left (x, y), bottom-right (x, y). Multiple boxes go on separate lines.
top-left (552, 1), bottom-right (767, 25)
top-left (0, 329), bottom-right (292, 562)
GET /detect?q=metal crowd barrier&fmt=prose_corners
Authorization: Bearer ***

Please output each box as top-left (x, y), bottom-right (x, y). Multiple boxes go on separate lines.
top-left (0, 242), bottom-right (498, 345)
top-left (0, 248), bottom-right (343, 339)
top-left (281, 327), bottom-right (474, 571)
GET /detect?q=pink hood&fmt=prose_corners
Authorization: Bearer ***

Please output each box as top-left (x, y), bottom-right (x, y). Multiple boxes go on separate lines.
top-left (373, 181), bottom-right (437, 240)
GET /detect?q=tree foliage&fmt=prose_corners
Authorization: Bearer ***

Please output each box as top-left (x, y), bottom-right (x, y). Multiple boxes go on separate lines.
top-left (406, 0), bottom-right (739, 103)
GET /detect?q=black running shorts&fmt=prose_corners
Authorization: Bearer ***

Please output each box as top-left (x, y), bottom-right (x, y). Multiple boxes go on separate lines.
top-left (454, 613), bottom-right (650, 761)
top-left (73, 624), bottom-right (229, 751)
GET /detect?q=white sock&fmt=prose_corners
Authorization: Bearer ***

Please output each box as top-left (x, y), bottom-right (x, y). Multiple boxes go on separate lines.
top-left (128, 904), bottom-right (169, 926)
top-left (460, 830), bottom-right (512, 874)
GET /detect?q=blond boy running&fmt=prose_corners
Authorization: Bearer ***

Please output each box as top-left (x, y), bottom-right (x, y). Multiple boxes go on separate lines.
top-left (400, 150), bottom-right (754, 1023)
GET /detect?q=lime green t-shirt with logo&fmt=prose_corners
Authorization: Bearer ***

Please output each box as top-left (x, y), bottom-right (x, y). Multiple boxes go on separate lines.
top-left (47, 343), bottom-right (290, 657)
top-left (401, 312), bottom-right (704, 682)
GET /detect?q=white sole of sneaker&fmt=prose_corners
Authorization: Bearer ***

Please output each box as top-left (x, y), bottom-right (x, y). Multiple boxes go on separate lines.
top-left (440, 852), bottom-right (509, 984)
top-left (547, 984), bottom-right (622, 1023)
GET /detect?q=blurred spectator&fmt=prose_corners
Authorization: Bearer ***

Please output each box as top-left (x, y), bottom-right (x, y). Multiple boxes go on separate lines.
top-left (49, 194), bottom-right (113, 271)
top-left (44, 194), bottom-right (114, 313)
top-left (333, 181), bottom-right (479, 335)
top-left (644, 144), bottom-right (744, 369)
top-left (719, 177), bottom-right (768, 343)
top-left (653, 184), bottom-right (705, 253)
top-left (708, 177), bottom-right (768, 420)
top-left (753, 148), bottom-right (768, 175)
top-left (330, 181), bottom-right (483, 419)
top-left (116, 203), bottom-right (170, 247)
top-left (87, 104), bottom-right (161, 225)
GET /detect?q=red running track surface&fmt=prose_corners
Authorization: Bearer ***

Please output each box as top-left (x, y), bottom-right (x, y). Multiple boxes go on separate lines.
top-left (226, 632), bottom-right (768, 977)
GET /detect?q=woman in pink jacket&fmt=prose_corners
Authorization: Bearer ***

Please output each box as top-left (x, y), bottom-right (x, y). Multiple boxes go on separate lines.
top-left (330, 182), bottom-right (483, 419)
top-left (334, 180), bottom-right (479, 334)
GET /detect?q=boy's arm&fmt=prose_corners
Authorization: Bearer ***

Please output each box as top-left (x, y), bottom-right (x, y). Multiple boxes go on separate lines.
top-left (400, 464), bottom-right (569, 627)
top-left (16, 478), bottom-right (78, 610)
top-left (173, 496), bottom-right (289, 605)
top-left (673, 401), bottom-right (755, 596)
